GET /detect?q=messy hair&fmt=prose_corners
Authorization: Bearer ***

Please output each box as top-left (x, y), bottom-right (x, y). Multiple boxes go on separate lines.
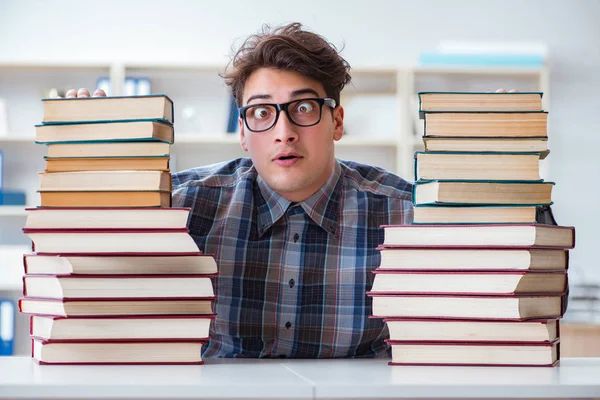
top-left (222, 22), bottom-right (351, 107)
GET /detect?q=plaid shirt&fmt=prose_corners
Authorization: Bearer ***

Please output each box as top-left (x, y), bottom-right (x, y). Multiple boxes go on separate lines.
top-left (172, 158), bottom-right (413, 358)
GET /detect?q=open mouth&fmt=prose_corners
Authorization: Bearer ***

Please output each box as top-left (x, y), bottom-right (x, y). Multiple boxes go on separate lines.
top-left (278, 155), bottom-right (298, 160)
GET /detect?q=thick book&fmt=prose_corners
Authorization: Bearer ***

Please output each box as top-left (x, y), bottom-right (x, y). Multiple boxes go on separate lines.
top-left (422, 136), bottom-right (549, 157)
top-left (369, 270), bottom-right (567, 295)
top-left (384, 318), bottom-right (559, 343)
top-left (41, 95), bottom-right (174, 124)
top-left (38, 170), bottom-right (172, 192)
top-left (413, 205), bottom-right (539, 224)
top-left (36, 119), bottom-right (174, 144)
top-left (46, 141), bottom-right (171, 158)
top-left (24, 207), bottom-right (190, 229)
top-left (423, 111), bottom-right (547, 138)
top-left (30, 315), bottom-right (214, 341)
top-left (19, 297), bottom-right (215, 317)
top-left (32, 339), bottom-right (205, 365)
top-left (23, 228), bottom-right (201, 254)
top-left (23, 253), bottom-right (218, 275)
top-left (22, 274), bottom-right (216, 300)
top-left (418, 92), bottom-right (543, 116)
top-left (413, 180), bottom-right (554, 206)
top-left (415, 152), bottom-right (542, 181)
top-left (386, 339), bottom-right (559, 367)
top-left (39, 190), bottom-right (171, 207)
top-left (370, 294), bottom-right (564, 320)
top-left (377, 247), bottom-right (569, 272)
top-left (44, 156), bottom-right (170, 172)
top-left (380, 224), bottom-right (575, 249)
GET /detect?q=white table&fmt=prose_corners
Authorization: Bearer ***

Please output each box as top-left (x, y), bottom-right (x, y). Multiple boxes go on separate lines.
top-left (0, 357), bottom-right (599, 399)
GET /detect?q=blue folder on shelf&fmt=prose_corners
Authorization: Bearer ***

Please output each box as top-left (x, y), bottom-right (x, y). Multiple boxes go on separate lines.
top-left (0, 299), bottom-right (15, 356)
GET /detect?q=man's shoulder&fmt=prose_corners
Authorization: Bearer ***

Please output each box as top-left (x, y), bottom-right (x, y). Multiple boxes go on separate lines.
top-left (338, 159), bottom-right (413, 200)
top-left (172, 158), bottom-right (256, 190)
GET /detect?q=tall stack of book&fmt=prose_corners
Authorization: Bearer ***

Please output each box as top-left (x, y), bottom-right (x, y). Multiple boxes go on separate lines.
top-left (368, 92), bottom-right (575, 367)
top-left (18, 95), bottom-right (217, 364)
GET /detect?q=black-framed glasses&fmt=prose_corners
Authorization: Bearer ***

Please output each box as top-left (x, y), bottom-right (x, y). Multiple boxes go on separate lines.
top-left (239, 97), bottom-right (337, 133)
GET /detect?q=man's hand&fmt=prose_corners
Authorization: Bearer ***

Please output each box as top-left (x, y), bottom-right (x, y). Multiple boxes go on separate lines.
top-left (63, 88), bottom-right (107, 98)
top-left (51, 88), bottom-right (107, 98)
top-left (495, 88), bottom-right (519, 93)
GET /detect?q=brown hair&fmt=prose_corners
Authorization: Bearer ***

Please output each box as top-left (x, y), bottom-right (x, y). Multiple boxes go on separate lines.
top-left (222, 22), bottom-right (351, 107)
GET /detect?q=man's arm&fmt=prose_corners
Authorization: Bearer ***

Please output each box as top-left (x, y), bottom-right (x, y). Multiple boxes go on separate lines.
top-left (536, 205), bottom-right (568, 315)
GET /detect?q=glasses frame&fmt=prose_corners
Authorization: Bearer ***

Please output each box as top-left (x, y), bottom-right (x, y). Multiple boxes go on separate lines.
top-left (239, 97), bottom-right (337, 133)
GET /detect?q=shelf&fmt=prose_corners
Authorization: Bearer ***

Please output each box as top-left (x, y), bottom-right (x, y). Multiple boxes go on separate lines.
top-left (175, 134), bottom-right (239, 144)
top-left (0, 283), bottom-right (21, 291)
top-left (0, 135), bottom-right (36, 143)
top-left (412, 66), bottom-right (546, 76)
top-left (0, 207), bottom-right (27, 217)
top-left (0, 61), bottom-right (111, 70)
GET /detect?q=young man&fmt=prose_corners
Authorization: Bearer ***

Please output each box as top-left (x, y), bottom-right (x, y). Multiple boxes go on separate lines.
top-left (68, 23), bottom-right (564, 359)
top-left (172, 23), bottom-right (413, 358)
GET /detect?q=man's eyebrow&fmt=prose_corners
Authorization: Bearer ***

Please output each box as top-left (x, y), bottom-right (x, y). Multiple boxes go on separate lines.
top-left (245, 88), bottom-right (322, 105)
top-left (290, 88), bottom-right (320, 98)
top-left (246, 94), bottom-right (272, 104)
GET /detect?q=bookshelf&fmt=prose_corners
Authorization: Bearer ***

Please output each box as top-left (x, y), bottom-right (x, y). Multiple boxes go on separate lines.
top-left (0, 61), bottom-right (550, 356)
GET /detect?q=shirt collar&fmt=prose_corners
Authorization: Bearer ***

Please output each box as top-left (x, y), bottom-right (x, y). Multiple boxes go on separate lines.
top-left (255, 160), bottom-right (342, 238)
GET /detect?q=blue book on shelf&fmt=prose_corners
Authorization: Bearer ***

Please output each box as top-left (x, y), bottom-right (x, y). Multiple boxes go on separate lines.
top-left (226, 95), bottom-right (239, 134)
top-left (124, 77), bottom-right (152, 96)
top-left (0, 299), bottom-right (15, 356)
top-left (0, 190), bottom-right (26, 205)
top-left (419, 52), bottom-right (544, 67)
top-left (0, 150), bottom-right (3, 190)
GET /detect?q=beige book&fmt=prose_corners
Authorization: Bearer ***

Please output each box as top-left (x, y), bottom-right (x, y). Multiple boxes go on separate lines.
top-left (415, 152), bottom-right (540, 181)
top-left (36, 119), bottom-right (174, 143)
top-left (39, 170), bottom-right (171, 191)
top-left (41, 95), bottom-right (173, 123)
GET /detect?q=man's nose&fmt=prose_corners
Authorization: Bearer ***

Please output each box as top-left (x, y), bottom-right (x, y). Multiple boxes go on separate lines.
top-left (272, 110), bottom-right (299, 143)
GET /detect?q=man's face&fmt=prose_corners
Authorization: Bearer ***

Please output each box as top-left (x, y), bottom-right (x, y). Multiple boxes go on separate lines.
top-left (239, 68), bottom-right (344, 202)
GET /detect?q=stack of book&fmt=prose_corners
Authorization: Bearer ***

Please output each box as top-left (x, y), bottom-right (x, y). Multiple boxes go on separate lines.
top-left (368, 92), bottom-right (575, 367)
top-left (19, 95), bottom-right (217, 365)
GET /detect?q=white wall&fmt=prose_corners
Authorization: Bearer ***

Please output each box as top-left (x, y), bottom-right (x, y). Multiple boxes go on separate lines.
top-left (1, 0), bottom-right (599, 284)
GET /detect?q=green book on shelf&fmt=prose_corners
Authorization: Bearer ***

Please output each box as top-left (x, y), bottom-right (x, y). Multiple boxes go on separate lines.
top-left (414, 151), bottom-right (544, 182)
top-left (35, 119), bottom-right (174, 144)
top-left (418, 91), bottom-right (544, 118)
top-left (422, 110), bottom-right (548, 138)
top-left (422, 136), bottom-right (550, 159)
top-left (41, 94), bottom-right (174, 124)
top-left (413, 179), bottom-right (554, 206)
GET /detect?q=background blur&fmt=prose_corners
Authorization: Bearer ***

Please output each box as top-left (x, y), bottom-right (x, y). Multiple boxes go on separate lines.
top-left (0, 0), bottom-right (598, 356)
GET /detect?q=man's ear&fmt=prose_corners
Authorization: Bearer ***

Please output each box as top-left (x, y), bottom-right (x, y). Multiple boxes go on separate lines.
top-left (239, 118), bottom-right (248, 152)
top-left (333, 106), bottom-right (344, 141)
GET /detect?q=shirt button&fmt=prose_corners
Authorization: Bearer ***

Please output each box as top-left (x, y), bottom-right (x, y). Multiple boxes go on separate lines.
top-left (293, 233), bottom-right (299, 243)
top-left (289, 279), bottom-right (295, 288)
top-left (285, 321), bottom-right (292, 329)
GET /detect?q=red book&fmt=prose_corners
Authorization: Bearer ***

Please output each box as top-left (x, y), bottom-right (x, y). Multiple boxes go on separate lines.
top-left (22, 228), bottom-right (201, 254)
top-left (24, 207), bottom-right (192, 230)
top-left (369, 293), bottom-right (564, 320)
top-left (23, 253), bottom-right (217, 275)
top-left (382, 317), bottom-right (559, 343)
top-left (385, 338), bottom-right (560, 367)
top-left (19, 296), bottom-right (216, 317)
top-left (22, 274), bottom-right (215, 300)
top-left (380, 224), bottom-right (575, 249)
top-left (32, 338), bottom-right (206, 365)
top-left (376, 246), bottom-right (569, 272)
top-left (30, 314), bottom-right (215, 342)
top-left (369, 269), bottom-right (567, 296)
